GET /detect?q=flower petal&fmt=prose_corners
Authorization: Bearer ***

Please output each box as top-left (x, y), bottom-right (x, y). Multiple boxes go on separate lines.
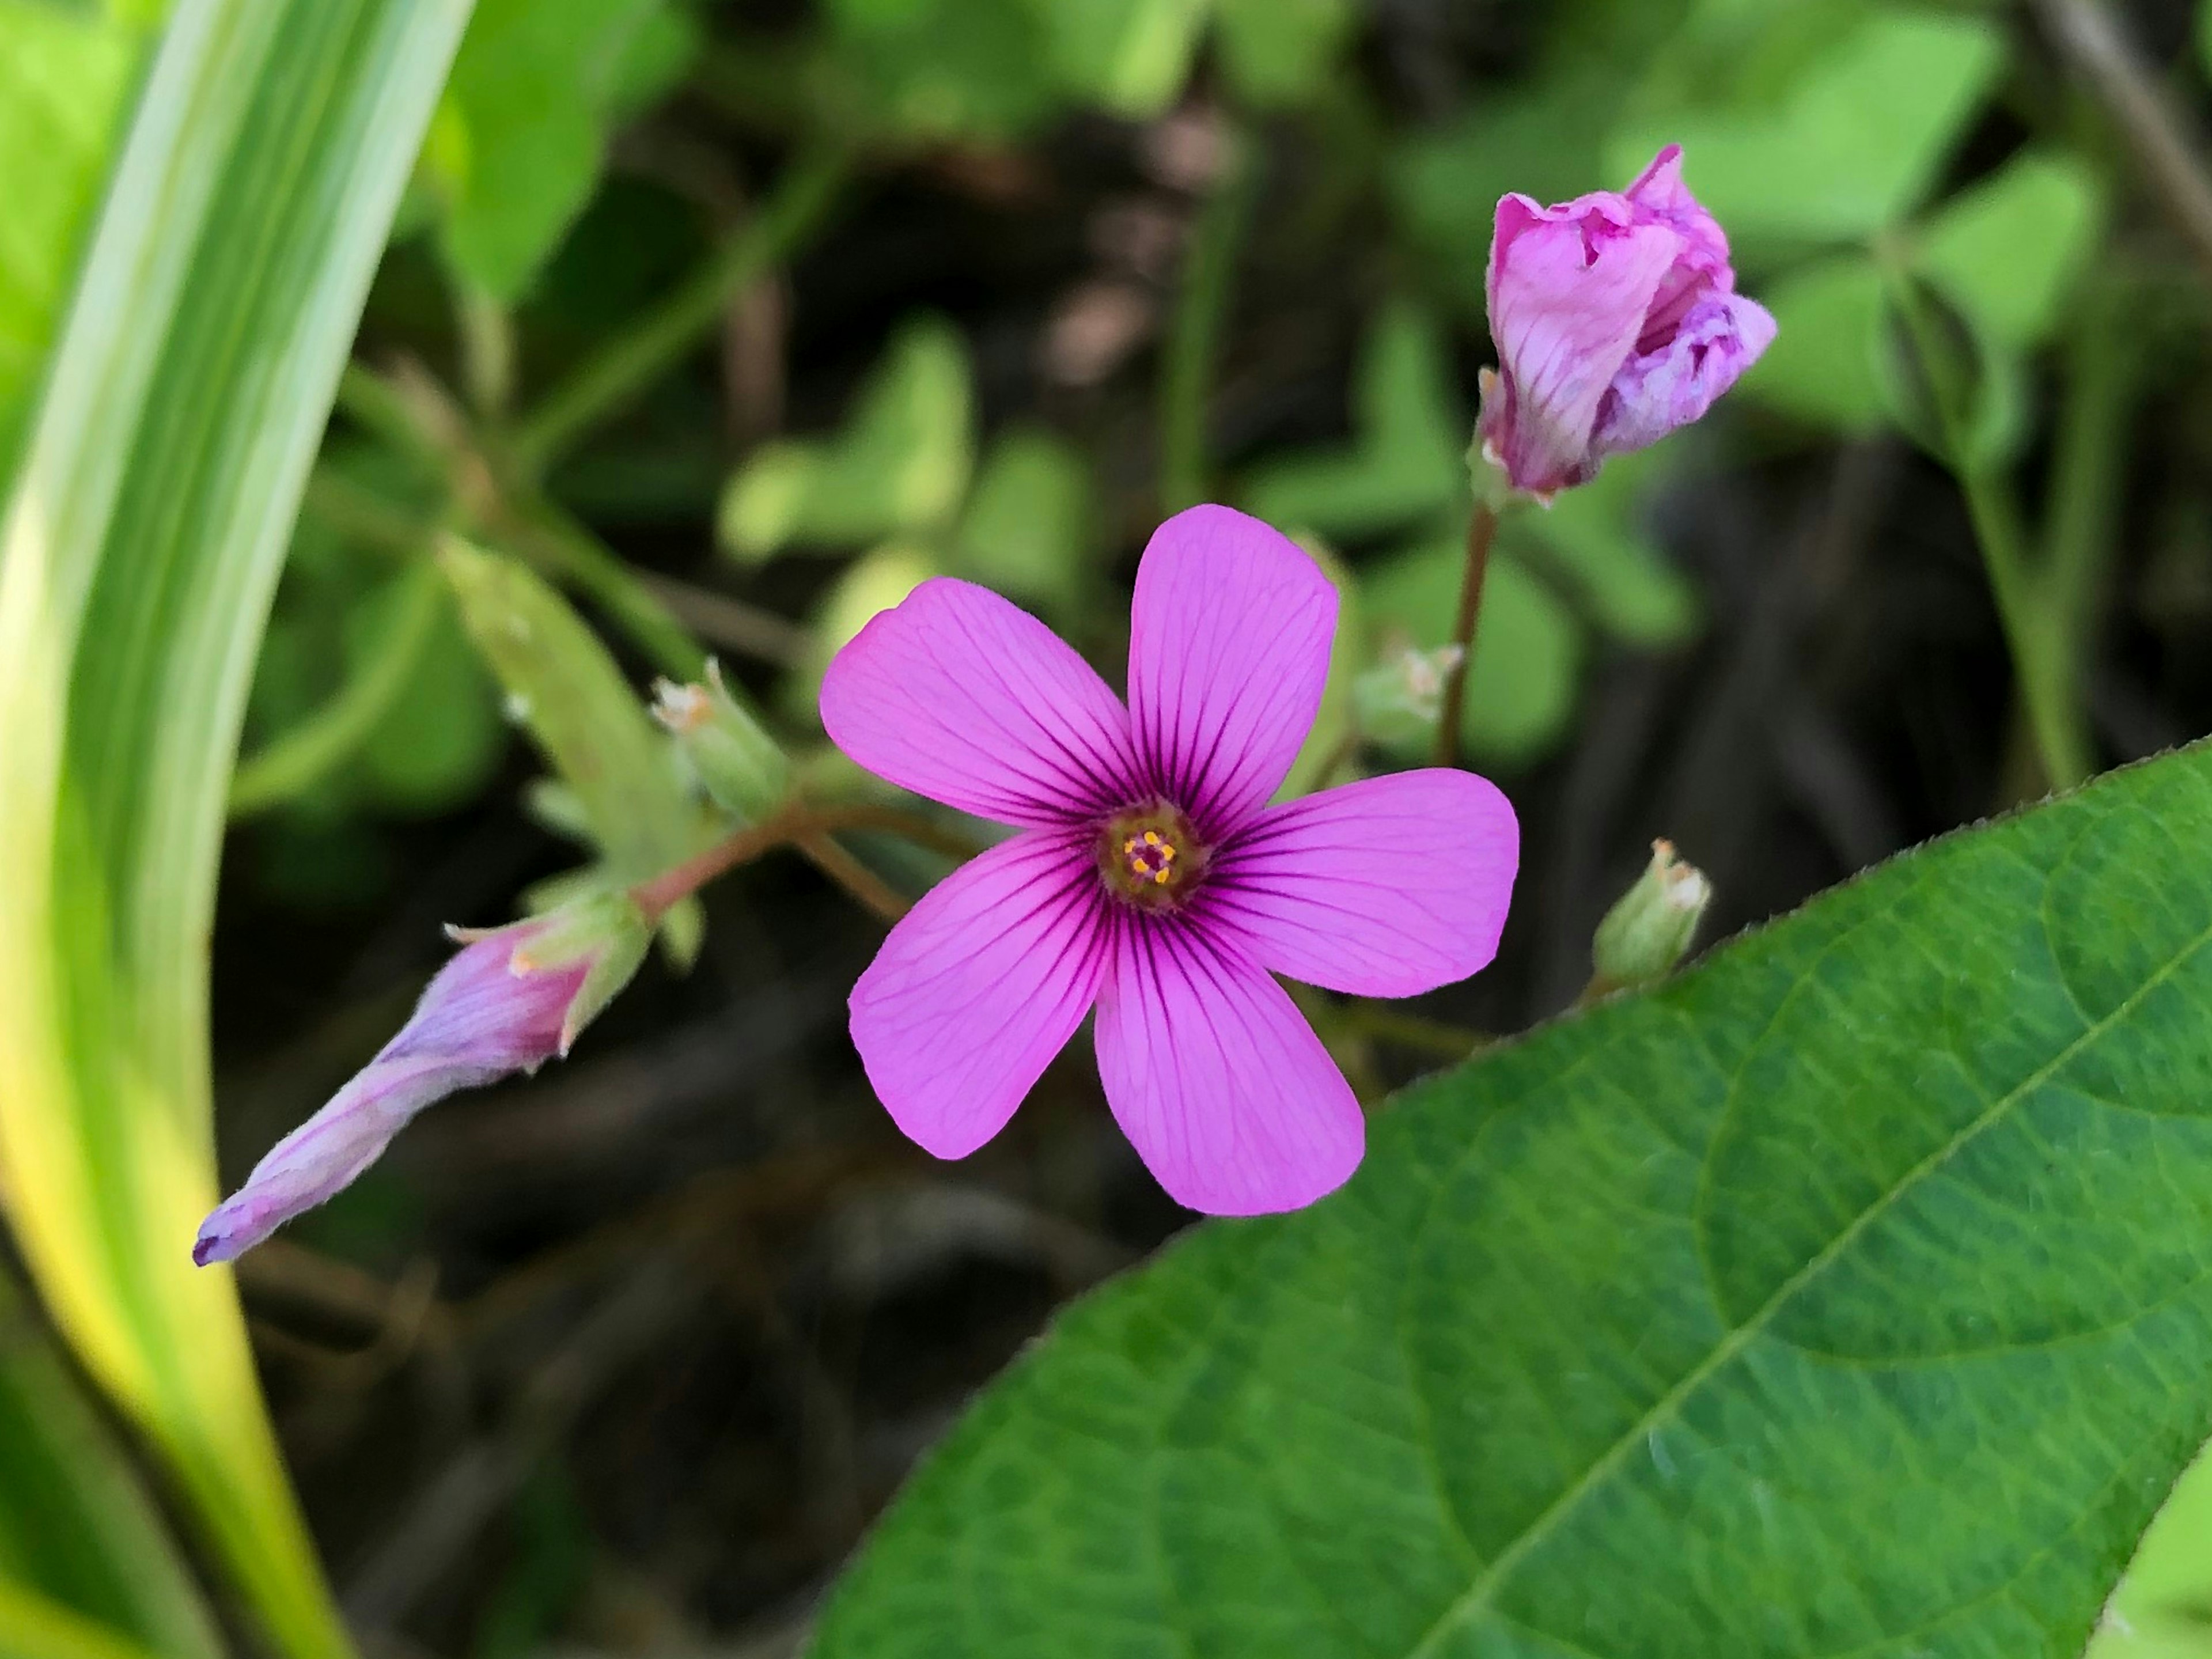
top-left (1093, 918), bottom-right (1362, 1215)
top-left (821, 577), bottom-right (1143, 827)
top-left (1483, 199), bottom-right (1679, 495)
top-left (1202, 770), bottom-right (1520, 997)
top-left (1126, 505), bottom-right (1338, 838)
top-left (1592, 290), bottom-right (1777, 461)
top-left (195, 933), bottom-right (584, 1264)
top-left (851, 830), bottom-right (1109, 1159)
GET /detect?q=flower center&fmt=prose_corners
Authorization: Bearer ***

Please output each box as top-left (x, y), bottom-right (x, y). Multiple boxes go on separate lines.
top-left (1096, 802), bottom-right (1209, 911)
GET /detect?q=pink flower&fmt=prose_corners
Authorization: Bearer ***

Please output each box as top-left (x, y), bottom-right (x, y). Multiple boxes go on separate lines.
top-left (195, 900), bottom-right (646, 1265)
top-left (820, 505), bottom-right (1519, 1215)
top-left (1479, 144), bottom-right (1777, 498)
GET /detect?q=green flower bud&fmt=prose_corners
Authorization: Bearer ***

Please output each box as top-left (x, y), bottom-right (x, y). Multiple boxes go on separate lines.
top-left (1354, 637), bottom-right (1464, 742)
top-left (653, 660), bottom-right (791, 824)
top-left (1590, 839), bottom-right (1711, 997)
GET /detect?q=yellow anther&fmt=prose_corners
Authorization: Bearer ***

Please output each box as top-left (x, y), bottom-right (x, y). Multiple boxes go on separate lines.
top-left (1153, 869), bottom-right (1171, 884)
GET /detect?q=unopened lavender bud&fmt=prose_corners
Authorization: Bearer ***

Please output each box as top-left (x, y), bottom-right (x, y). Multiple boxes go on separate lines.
top-left (1590, 839), bottom-right (1711, 995)
top-left (653, 660), bottom-right (790, 824)
top-left (192, 892), bottom-right (650, 1266)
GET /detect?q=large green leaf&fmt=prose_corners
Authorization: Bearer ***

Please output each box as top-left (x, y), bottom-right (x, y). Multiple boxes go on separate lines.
top-left (816, 742), bottom-right (2212, 1658)
top-left (0, 2), bottom-right (472, 1655)
top-left (0, 1272), bottom-right (218, 1659)
top-left (0, 0), bottom-right (148, 471)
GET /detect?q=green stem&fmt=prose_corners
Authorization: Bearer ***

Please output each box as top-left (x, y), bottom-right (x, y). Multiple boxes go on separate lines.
top-left (2041, 287), bottom-right (2137, 645)
top-left (512, 145), bottom-right (851, 475)
top-left (1433, 499), bottom-right (1498, 770)
top-left (1158, 127), bottom-right (1259, 516)
top-left (229, 562), bottom-right (445, 819)
top-left (454, 281), bottom-right (514, 418)
top-left (1888, 277), bottom-right (2092, 792)
top-left (336, 362), bottom-right (448, 473)
top-left (1338, 1003), bottom-right (1489, 1062)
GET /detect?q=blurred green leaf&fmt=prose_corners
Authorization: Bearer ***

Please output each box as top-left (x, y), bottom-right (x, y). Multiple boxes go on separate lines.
top-left (441, 539), bottom-right (713, 907)
top-left (1918, 150), bottom-right (2107, 351)
top-left (229, 560), bottom-right (448, 819)
top-left (1744, 252), bottom-right (1889, 430)
top-left (2095, 1433), bottom-right (2212, 1659)
top-left (956, 427), bottom-right (1092, 615)
top-left (0, 1275), bottom-right (218, 1659)
top-left (1391, 74), bottom-right (1621, 301)
top-left (0, 3), bottom-right (471, 1656)
top-left (816, 739), bottom-right (2212, 1659)
top-left (0, 1), bottom-right (145, 471)
top-left (826, 0), bottom-right (1059, 142)
top-left (1516, 454), bottom-right (1698, 646)
top-left (1243, 300), bottom-right (1462, 541)
top-left (429, 0), bottom-right (685, 302)
top-left (1039, 0), bottom-right (1207, 120)
top-left (1362, 532), bottom-right (1581, 765)
top-left (1609, 7), bottom-right (2004, 246)
top-left (721, 316), bottom-right (975, 563)
top-left (355, 577), bottom-right (504, 814)
top-left (1212, 0), bottom-right (1353, 107)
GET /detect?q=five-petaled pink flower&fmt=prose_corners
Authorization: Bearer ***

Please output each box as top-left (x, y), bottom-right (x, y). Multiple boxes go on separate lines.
top-left (1479, 143), bottom-right (1776, 499)
top-left (821, 505), bottom-right (1519, 1215)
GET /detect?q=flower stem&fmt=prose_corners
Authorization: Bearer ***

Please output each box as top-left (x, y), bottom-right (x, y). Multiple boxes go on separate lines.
top-left (630, 802), bottom-right (972, 922)
top-left (1339, 1002), bottom-right (1488, 1061)
top-left (796, 831), bottom-right (911, 922)
top-left (1158, 123), bottom-right (1259, 516)
top-left (1886, 276), bottom-right (2092, 793)
top-left (1433, 499), bottom-right (1498, 770)
top-left (2032, 0), bottom-right (2212, 290)
top-left (512, 143), bottom-right (850, 476)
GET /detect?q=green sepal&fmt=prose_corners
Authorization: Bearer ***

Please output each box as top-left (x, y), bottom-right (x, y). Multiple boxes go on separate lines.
top-left (653, 661), bottom-right (792, 825)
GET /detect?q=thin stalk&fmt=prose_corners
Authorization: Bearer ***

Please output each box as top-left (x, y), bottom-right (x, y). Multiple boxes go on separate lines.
top-left (229, 563), bottom-right (446, 819)
top-left (1888, 280), bottom-right (2092, 792)
top-left (301, 465), bottom-right (433, 560)
top-left (455, 281), bottom-right (515, 418)
top-left (1338, 1003), bottom-right (1488, 1062)
top-left (2041, 288), bottom-right (2138, 629)
top-left (513, 145), bottom-right (851, 475)
top-left (1955, 463), bottom-right (2091, 792)
top-left (337, 361), bottom-right (448, 474)
top-left (1158, 126), bottom-right (1260, 516)
top-left (1433, 501), bottom-right (1499, 770)
top-left (796, 831), bottom-right (911, 922)
top-left (630, 801), bottom-right (971, 920)
top-left (2033, 0), bottom-right (2212, 290)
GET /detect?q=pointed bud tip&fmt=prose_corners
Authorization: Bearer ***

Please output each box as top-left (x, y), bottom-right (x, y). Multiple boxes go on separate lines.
top-left (652, 678), bottom-right (713, 734)
top-left (1590, 838), bottom-right (1712, 995)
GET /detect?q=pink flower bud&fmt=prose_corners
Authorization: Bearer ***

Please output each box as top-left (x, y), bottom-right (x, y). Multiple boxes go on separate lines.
top-left (1478, 145), bottom-right (1777, 499)
top-left (193, 896), bottom-right (649, 1266)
